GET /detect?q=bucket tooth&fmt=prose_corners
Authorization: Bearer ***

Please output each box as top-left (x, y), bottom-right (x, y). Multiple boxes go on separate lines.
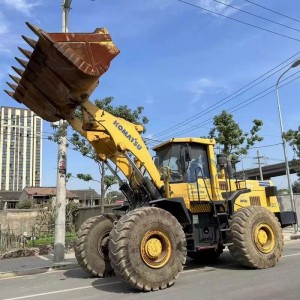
top-left (26, 22), bottom-right (41, 37)
top-left (12, 66), bottom-right (24, 77)
top-left (15, 57), bottom-right (28, 68)
top-left (6, 82), bottom-right (18, 91)
top-left (4, 90), bottom-right (15, 98)
top-left (9, 74), bottom-right (21, 84)
top-left (18, 47), bottom-right (32, 59)
top-left (21, 35), bottom-right (37, 48)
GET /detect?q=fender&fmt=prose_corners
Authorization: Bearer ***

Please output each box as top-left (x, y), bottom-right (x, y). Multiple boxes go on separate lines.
top-left (149, 197), bottom-right (191, 225)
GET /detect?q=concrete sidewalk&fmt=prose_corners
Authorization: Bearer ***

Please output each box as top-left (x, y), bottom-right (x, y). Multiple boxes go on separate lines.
top-left (0, 228), bottom-right (299, 280)
top-left (282, 226), bottom-right (300, 240)
top-left (0, 252), bottom-right (78, 279)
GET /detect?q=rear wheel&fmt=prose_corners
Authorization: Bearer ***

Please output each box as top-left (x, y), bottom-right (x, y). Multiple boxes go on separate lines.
top-left (109, 207), bottom-right (187, 291)
top-left (229, 206), bottom-right (283, 269)
top-left (74, 214), bottom-right (119, 277)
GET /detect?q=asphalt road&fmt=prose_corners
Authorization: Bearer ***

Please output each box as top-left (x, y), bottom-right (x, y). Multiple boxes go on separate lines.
top-left (1, 240), bottom-right (300, 300)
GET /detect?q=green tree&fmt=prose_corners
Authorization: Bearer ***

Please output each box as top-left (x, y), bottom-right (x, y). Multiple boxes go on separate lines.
top-left (76, 173), bottom-right (118, 198)
top-left (284, 126), bottom-right (300, 176)
top-left (292, 180), bottom-right (300, 194)
top-left (277, 189), bottom-right (289, 196)
top-left (16, 199), bottom-right (34, 209)
top-left (209, 110), bottom-right (263, 160)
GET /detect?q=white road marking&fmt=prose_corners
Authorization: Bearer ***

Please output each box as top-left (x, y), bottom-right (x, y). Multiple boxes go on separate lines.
top-left (183, 267), bottom-right (216, 273)
top-left (38, 256), bottom-right (50, 261)
top-left (282, 252), bottom-right (300, 258)
top-left (2, 281), bottom-right (121, 300)
top-left (0, 268), bottom-right (82, 281)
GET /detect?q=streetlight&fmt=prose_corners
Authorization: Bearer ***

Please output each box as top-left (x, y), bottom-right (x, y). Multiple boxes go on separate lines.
top-left (276, 59), bottom-right (300, 233)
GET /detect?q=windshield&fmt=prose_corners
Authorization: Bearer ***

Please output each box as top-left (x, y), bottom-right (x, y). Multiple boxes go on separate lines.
top-left (155, 143), bottom-right (210, 183)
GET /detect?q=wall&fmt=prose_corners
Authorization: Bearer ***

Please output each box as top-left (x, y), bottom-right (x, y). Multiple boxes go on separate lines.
top-left (0, 209), bottom-right (40, 234)
top-left (76, 204), bottom-right (123, 230)
top-left (278, 194), bottom-right (300, 226)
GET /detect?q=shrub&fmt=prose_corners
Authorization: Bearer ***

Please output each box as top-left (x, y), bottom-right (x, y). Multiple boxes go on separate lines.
top-left (17, 199), bottom-right (34, 209)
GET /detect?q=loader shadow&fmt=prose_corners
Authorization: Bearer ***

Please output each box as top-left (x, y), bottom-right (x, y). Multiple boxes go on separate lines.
top-left (63, 268), bottom-right (133, 293)
top-left (184, 251), bottom-right (247, 271)
top-left (91, 278), bottom-right (138, 294)
top-left (63, 252), bottom-right (250, 294)
top-left (64, 268), bottom-right (95, 279)
top-left (90, 253), bottom-right (249, 294)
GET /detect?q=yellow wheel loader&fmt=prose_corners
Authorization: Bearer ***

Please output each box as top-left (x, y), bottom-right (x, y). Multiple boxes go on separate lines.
top-left (6, 23), bottom-right (297, 292)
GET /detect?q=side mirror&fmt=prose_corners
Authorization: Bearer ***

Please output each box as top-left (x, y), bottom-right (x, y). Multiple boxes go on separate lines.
top-left (217, 154), bottom-right (227, 168)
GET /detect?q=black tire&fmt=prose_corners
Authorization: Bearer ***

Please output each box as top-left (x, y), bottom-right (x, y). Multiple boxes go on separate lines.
top-left (109, 207), bottom-right (187, 292)
top-left (74, 214), bottom-right (119, 277)
top-left (229, 206), bottom-right (283, 269)
top-left (188, 245), bottom-right (223, 263)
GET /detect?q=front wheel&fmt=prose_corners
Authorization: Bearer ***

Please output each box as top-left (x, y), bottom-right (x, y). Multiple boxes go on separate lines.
top-left (109, 207), bottom-right (187, 292)
top-left (229, 206), bottom-right (283, 269)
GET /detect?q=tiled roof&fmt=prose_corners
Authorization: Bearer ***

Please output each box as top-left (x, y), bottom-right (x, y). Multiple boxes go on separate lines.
top-left (23, 187), bottom-right (78, 198)
top-left (0, 191), bottom-right (22, 200)
top-left (70, 189), bottom-right (100, 201)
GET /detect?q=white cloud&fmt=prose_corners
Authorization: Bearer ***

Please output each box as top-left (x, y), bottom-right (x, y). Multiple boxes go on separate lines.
top-left (197, 0), bottom-right (238, 18)
top-left (0, 0), bottom-right (41, 16)
top-left (145, 97), bottom-right (154, 105)
top-left (0, 12), bottom-right (8, 34)
top-left (186, 77), bottom-right (228, 104)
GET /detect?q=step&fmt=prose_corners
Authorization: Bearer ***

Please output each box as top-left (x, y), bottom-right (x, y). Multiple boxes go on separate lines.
top-left (223, 242), bottom-right (233, 247)
top-left (214, 212), bottom-right (228, 216)
top-left (220, 228), bottom-right (230, 232)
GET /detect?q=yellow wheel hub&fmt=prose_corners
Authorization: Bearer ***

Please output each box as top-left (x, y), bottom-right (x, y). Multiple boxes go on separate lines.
top-left (145, 238), bottom-right (162, 258)
top-left (140, 230), bottom-right (172, 269)
top-left (254, 223), bottom-right (275, 254)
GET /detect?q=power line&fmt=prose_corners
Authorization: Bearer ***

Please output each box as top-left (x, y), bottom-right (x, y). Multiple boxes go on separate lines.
top-left (250, 142), bottom-right (282, 149)
top-left (176, 0), bottom-right (300, 42)
top-left (243, 0), bottom-right (300, 24)
top-left (157, 71), bottom-right (300, 140)
top-left (230, 72), bottom-right (300, 113)
top-left (159, 70), bottom-right (300, 139)
top-left (154, 50), bottom-right (300, 138)
top-left (211, 0), bottom-right (300, 32)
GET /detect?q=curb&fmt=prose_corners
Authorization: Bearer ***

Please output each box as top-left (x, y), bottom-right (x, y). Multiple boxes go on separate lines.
top-left (0, 262), bottom-right (79, 279)
top-left (290, 234), bottom-right (300, 240)
top-left (283, 232), bottom-right (300, 241)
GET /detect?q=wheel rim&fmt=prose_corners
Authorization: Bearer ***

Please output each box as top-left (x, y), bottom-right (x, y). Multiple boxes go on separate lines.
top-left (254, 223), bottom-right (275, 253)
top-left (97, 230), bottom-right (110, 261)
top-left (140, 230), bottom-right (172, 268)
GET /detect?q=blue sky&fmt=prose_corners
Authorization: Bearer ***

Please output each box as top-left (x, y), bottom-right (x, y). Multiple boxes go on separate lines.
top-left (0, 0), bottom-right (300, 192)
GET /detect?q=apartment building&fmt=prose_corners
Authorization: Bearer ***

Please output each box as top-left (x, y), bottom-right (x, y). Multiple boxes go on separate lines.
top-left (0, 106), bottom-right (43, 191)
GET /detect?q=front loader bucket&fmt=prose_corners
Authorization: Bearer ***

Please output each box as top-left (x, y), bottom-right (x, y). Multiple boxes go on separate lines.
top-left (5, 23), bottom-right (120, 122)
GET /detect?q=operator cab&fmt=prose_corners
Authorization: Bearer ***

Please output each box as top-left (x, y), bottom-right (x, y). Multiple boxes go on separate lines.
top-left (153, 138), bottom-right (215, 183)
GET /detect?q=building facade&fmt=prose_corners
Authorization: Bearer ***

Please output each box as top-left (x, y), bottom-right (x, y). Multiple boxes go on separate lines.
top-left (0, 106), bottom-right (42, 191)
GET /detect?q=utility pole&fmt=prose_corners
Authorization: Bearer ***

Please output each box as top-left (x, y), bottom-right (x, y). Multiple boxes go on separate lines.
top-left (254, 150), bottom-right (264, 181)
top-left (53, 0), bottom-right (72, 263)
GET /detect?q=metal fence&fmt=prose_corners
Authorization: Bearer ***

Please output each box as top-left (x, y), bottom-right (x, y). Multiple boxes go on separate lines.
top-left (0, 224), bottom-right (76, 253)
top-left (0, 226), bottom-right (28, 252)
